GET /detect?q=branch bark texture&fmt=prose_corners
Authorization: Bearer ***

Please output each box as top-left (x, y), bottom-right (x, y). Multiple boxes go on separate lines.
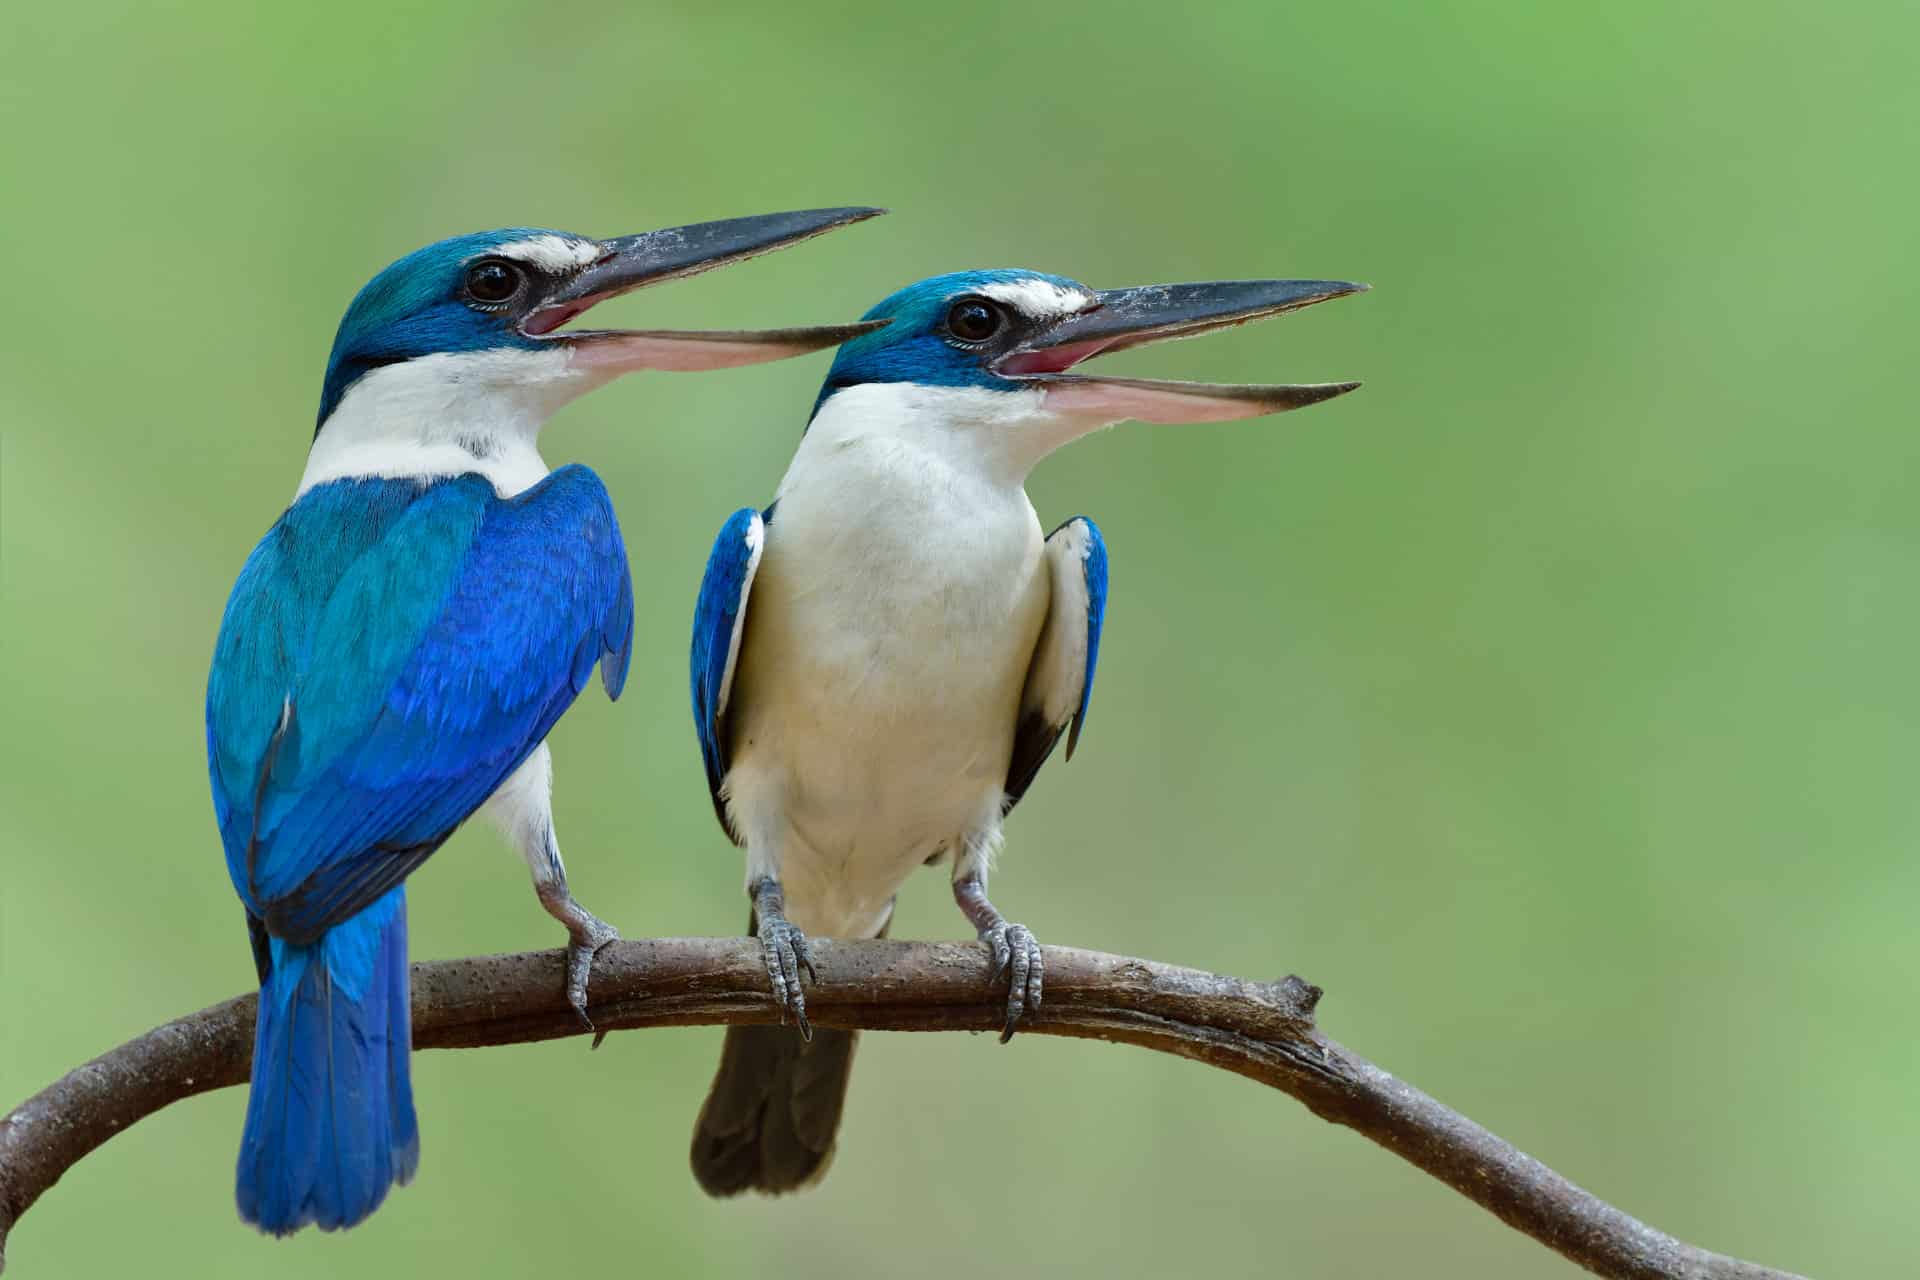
top-left (0, 938), bottom-right (1805, 1279)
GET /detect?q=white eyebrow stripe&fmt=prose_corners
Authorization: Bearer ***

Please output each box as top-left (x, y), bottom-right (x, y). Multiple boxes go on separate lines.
top-left (974, 279), bottom-right (1096, 319)
top-left (490, 235), bottom-right (601, 272)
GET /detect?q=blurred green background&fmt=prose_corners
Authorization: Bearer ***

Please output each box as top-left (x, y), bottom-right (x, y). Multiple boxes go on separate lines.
top-left (3, 0), bottom-right (1915, 1275)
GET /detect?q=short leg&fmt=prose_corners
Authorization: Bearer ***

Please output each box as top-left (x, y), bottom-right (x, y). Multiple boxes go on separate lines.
top-left (953, 871), bottom-right (1043, 1042)
top-left (484, 744), bottom-right (619, 1030)
top-left (750, 877), bottom-right (818, 1040)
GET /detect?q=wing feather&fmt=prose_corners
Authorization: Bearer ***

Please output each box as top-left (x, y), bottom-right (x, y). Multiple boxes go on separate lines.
top-left (1004, 516), bottom-right (1109, 811)
top-left (206, 467), bottom-right (633, 942)
top-left (690, 508), bottom-right (766, 844)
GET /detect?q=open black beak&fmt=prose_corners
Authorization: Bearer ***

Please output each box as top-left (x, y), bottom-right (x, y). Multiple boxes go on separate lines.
top-left (523, 207), bottom-right (889, 372)
top-left (996, 278), bottom-right (1366, 421)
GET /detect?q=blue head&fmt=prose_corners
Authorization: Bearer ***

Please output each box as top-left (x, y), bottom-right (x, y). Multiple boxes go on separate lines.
top-left (817, 270), bottom-right (1096, 404)
top-left (308, 208), bottom-right (885, 438)
top-left (317, 229), bottom-right (596, 427)
top-left (810, 268), bottom-right (1368, 433)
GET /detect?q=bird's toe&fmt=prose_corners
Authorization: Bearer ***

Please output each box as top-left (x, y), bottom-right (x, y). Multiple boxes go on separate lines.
top-left (758, 918), bottom-right (815, 1040)
top-left (979, 922), bottom-right (1042, 1043)
top-left (564, 914), bottom-right (620, 1031)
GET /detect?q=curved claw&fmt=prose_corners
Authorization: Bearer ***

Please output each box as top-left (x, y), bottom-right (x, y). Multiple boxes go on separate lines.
top-left (564, 914), bottom-right (620, 1033)
top-left (758, 916), bottom-right (816, 1041)
top-left (979, 921), bottom-right (1044, 1043)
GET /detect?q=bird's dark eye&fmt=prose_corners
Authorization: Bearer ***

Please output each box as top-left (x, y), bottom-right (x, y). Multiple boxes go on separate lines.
top-left (945, 298), bottom-right (1004, 343)
top-left (464, 260), bottom-right (523, 305)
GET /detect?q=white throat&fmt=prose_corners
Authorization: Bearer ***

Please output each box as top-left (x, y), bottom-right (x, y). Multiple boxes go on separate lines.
top-left (801, 381), bottom-right (1112, 489)
top-left (298, 346), bottom-right (611, 498)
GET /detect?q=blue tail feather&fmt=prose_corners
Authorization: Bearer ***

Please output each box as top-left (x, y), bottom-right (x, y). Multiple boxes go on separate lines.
top-left (237, 886), bottom-right (419, 1235)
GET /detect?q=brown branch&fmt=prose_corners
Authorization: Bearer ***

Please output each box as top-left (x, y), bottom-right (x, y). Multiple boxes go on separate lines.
top-left (0, 939), bottom-right (1804, 1279)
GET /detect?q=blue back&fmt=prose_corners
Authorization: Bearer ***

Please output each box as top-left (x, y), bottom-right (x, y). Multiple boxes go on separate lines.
top-left (207, 466), bottom-right (633, 939)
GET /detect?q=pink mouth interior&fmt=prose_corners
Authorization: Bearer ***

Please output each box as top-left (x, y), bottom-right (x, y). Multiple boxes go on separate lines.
top-left (521, 294), bottom-right (614, 337)
top-left (997, 337), bottom-right (1117, 376)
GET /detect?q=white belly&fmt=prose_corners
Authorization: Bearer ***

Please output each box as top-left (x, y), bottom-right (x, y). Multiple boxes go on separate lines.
top-left (723, 432), bottom-right (1051, 937)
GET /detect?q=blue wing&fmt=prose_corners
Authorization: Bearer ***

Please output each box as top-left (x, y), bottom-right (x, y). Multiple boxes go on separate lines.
top-left (1005, 516), bottom-right (1108, 810)
top-left (207, 466), bottom-right (633, 941)
top-left (690, 506), bottom-right (766, 844)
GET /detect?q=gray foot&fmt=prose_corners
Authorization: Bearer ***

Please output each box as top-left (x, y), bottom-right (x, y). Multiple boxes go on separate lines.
top-left (537, 880), bottom-right (619, 1031)
top-left (752, 879), bottom-right (818, 1040)
top-left (954, 872), bottom-right (1043, 1042)
top-left (979, 920), bottom-right (1043, 1042)
top-left (563, 909), bottom-right (619, 1030)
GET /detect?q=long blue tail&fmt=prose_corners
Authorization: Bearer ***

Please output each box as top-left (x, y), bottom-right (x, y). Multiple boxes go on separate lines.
top-left (237, 886), bottom-right (419, 1235)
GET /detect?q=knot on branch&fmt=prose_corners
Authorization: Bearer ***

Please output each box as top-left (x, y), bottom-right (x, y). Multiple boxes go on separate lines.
top-left (1274, 974), bottom-right (1323, 1017)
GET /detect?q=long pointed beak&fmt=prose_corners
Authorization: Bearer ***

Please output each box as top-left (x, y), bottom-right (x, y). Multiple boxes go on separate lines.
top-left (996, 278), bottom-right (1366, 422)
top-left (523, 207), bottom-right (888, 372)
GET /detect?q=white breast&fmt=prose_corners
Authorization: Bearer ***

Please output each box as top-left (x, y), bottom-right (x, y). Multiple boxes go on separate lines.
top-left (721, 384), bottom-right (1054, 936)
